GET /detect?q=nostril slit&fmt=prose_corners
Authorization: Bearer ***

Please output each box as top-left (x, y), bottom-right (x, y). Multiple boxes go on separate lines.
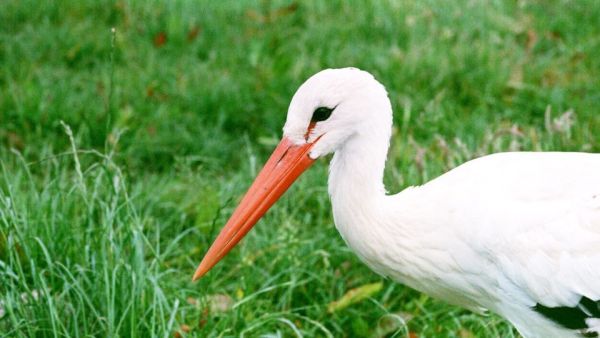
top-left (277, 148), bottom-right (290, 165)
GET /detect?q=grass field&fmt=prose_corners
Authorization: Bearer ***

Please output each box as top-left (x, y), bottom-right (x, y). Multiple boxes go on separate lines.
top-left (1, 0), bottom-right (599, 337)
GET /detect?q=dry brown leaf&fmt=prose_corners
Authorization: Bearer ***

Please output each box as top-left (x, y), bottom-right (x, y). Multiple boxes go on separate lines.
top-left (526, 29), bottom-right (538, 52)
top-left (187, 25), bottom-right (201, 41)
top-left (153, 31), bottom-right (167, 47)
top-left (186, 297), bottom-right (198, 306)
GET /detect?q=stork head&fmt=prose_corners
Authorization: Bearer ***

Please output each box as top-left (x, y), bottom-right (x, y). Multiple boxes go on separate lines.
top-left (284, 67), bottom-right (392, 159)
top-left (192, 68), bottom-right (391, 281)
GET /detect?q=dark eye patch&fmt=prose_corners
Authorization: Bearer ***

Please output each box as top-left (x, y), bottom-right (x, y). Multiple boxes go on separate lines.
top-left (311, 106), bottom-right (334, 122)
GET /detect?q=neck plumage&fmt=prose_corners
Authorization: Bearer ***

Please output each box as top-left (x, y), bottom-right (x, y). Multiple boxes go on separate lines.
top-left (326, 124), bottom-right (439, 294)
top-left (326, 120), bottom-right (480, 309)
top-left (328, 128), bottom-right (389, 203)
top-left (327, 121), bottom-right (395, 275)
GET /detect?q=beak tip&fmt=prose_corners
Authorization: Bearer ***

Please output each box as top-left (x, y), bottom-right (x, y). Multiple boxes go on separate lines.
top-left (192, 264), bottom-right (207, 282)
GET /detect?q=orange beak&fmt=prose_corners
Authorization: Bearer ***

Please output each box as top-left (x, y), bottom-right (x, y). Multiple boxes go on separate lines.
top-left (192, 136), bottom-right (317, 281)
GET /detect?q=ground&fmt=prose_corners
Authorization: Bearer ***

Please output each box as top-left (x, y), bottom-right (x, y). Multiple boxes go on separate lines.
top-left (1, 1), bottom-right (599, 337)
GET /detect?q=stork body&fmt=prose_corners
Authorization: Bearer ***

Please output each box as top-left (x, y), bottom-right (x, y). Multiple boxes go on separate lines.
top-left (332, 147), bottom-right (600, 337)
top-left (195, 68), bottom-right (600, 338)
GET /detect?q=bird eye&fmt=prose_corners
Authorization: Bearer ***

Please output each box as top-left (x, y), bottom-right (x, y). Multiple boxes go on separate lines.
top-left (311, 107), bottom-right (334, 122)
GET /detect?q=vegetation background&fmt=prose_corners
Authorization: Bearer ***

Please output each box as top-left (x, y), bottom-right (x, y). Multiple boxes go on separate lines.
top-left (1, 0), bottom-right (599, 337)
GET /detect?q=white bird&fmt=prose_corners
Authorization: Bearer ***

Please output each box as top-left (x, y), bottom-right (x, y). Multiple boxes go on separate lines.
top-left (193, 68), bottom-right (600, 338)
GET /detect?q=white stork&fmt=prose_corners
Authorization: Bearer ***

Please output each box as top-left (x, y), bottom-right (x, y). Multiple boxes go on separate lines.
top-left (193, 68), bottom-right (600, 338)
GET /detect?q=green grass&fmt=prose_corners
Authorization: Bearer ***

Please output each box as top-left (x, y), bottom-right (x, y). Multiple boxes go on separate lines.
top-left (1, 0), bottom-right (599, 337)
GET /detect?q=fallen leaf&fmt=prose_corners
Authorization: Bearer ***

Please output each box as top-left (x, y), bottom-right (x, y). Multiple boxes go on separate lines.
top-left (153, 31), bottom-right (167, 47)
top-left (187, 25), bottom-right (201, 41)
top-left (327, 282), bottom-right (383, 313)
top-left (186, 297), bottom-right (198, 306)
top-left (526, 29), bottom-right (538, 52)
top-left (174, 323), bottom-right (192, 337)
top-left (198, 307), bottom-right (209, 328)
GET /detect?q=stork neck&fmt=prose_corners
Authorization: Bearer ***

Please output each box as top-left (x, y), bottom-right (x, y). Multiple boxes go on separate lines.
top-left (326, 124), bottom-right (393, 278)
top-left (328, 127), bottom-right (390, 204)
